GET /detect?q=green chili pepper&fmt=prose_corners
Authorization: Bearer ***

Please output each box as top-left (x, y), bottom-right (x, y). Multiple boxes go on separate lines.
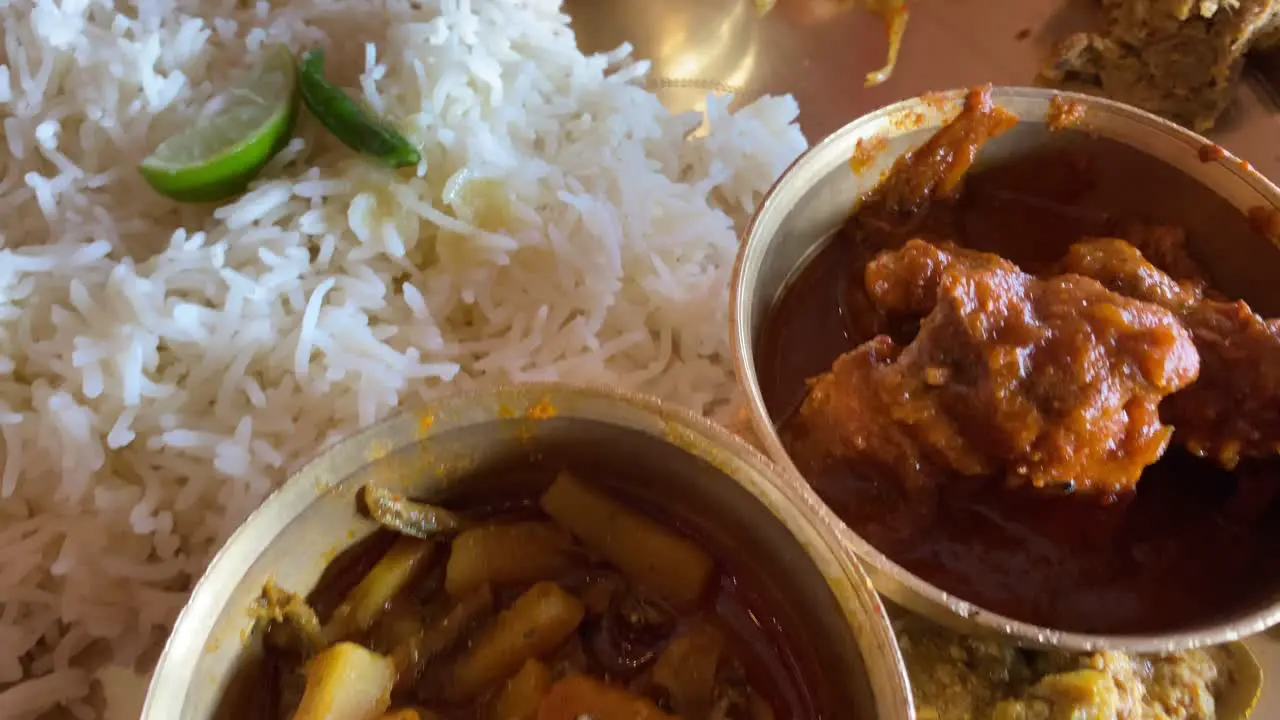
top-left (298, 49), bottom-right (421, 168)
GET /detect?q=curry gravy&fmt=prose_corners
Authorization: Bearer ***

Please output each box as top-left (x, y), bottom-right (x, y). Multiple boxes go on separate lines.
top-left (758, 140), bottom-right (1280, 634)
top-left (215, 471), bottom-right (823, 720)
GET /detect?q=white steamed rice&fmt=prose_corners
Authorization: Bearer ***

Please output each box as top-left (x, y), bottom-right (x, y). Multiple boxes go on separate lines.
top-left (0, 0), bottom-right (807, 716)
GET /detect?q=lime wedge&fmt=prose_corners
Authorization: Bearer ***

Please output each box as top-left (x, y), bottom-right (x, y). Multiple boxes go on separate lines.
top-left (139, 45), bottom-right (298, 202)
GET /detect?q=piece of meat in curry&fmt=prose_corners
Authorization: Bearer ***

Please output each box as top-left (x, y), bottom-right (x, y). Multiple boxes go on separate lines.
top-left (759, 84), bottom-right (1280, 634)
top-left (1059, 237), bottom-right (1280, 468)
top-left (795, 239), bottom-right (1201, 498)
top-left (827, 85), bottom-right (1020, 344)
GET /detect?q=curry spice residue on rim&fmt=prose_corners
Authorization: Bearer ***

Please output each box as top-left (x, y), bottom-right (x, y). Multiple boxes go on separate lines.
top-left (365, 439), bottom-right (393, 462)
top-left (1197, 142), bottom-right (1262, 175)
top-left (525, 399), bottom-right (558, 420)
top-left (1199, 143), bottom-right (1229, 163)
top-left (919, 91), bottom-right (952, 112)
top-left (1047, 95), bottom-right (1086, 131)
top-left (416, 414), bottom-right (436, 439)
top-left (1248, 206), bottom-right (1280, 245)
top-left (850, 136), bottom-right (889, 175)
top-left (890, 109), bottom-right (929, 133)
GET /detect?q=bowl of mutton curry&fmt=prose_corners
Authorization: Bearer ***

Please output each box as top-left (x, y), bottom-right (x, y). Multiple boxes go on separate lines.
top-left (730, 85), bottom-right (1280, 655)
top-left (140, 383), bottom-right (914, 720)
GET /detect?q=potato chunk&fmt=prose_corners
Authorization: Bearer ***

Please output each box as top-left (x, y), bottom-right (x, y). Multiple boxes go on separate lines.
top-left (491, 659), bottom-right (552, 720)
top-left (444, 522), bottom-right (574, 597)
top-left (446, 582), bottom-right (585, 701)
top-left (652, 622), bottom-right (725, 719)
top-left (290, 642), bottom-right (395, 720)
top-left (540, 472), bottom-right (712, 609)
top-left (325, 537), bottom-right (436, 642)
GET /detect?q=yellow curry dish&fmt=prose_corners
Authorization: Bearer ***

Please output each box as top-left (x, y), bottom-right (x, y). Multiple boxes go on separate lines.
top-left (896, 612), bottom-right (1261, 720)
top-left (219, 473), bottom-right (817, 720)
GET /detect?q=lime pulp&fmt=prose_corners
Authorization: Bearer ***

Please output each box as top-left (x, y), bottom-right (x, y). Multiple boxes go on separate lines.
top-left (139, 45), bottom-right (298, 202)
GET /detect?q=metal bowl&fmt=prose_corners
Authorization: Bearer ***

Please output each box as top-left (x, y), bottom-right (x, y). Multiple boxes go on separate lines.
top-left (140, 383), bottom-right (914, 720)
top-left (730, 86), bottom-right (1280, 654)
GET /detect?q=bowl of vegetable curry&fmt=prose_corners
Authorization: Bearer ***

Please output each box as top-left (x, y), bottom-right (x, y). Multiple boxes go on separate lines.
top-left (140, 383), bottom-right (914, 720)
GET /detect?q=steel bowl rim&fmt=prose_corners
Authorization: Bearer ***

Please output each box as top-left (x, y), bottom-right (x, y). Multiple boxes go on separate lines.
top-left (142, 381), bottom-right (914, 720)
top-left (730, 85), bottom-right (1280, 654)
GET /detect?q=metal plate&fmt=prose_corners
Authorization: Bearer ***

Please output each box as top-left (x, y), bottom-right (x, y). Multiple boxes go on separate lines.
top-left (563, 0), bottom-right (1280, 715)
top-left (564, 0), bottom-right (1280, 181)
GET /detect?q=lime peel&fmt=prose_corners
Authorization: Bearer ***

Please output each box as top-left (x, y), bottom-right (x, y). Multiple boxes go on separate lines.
top-left (139, 45), bottom-right (298, 203)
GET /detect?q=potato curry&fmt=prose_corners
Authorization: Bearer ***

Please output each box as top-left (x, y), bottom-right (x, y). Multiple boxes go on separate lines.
top-left (758, 86), bottom-right (1280, 634)
top-left (219, 472), bottom-right (811, 720)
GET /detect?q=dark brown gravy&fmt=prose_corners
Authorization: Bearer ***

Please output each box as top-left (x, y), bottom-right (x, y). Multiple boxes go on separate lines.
top-left (758, 141), bottom-right (1280, 634)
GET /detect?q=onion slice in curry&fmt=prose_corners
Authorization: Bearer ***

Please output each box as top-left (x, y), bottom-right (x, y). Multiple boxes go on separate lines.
top-left (362, 484), bottom-right (466, 538)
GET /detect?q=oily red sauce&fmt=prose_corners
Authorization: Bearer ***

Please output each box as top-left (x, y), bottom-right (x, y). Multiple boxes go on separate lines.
top-left (758, 143), bottom-right (1280, 634)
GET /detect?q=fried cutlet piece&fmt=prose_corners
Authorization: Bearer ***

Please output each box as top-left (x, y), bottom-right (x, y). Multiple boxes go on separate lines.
top-left (1043, 0), bottom-right (1280, 132)
top-left (796, 240), bottom-right (1200, 498)
top-left (1060, 237), bottom-right (1280, 467)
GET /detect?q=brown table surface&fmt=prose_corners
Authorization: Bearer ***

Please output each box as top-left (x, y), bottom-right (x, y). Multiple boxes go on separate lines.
top-left (565, 0), bottom-right (1280, 181)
